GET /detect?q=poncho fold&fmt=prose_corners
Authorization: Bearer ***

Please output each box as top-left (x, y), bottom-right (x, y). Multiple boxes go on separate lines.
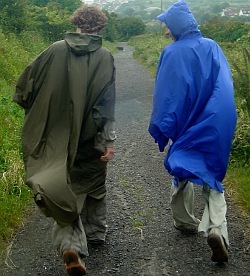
top-left (149, 1), bottom-right (237, 192)
top-left (13, 33), bottom-right (116, 223)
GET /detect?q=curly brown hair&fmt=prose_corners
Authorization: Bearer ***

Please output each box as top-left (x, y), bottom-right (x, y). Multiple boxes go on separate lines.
top-left (71, 5), bottom-right (108, 33)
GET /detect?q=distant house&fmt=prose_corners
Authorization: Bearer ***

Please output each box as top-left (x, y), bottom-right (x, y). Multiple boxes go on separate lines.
top-left (221, 7), bottom-right (250, 17)
top-left (221, 8), bottom-right (239, 17)
top-left (95, 0), bottom-right (131, 12)
top-left (145, 7), bottom-right (161, 14)
top-left (239, 8), bottom-right (250, 16)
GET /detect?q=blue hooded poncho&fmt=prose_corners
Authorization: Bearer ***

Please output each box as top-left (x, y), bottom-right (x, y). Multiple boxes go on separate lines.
top-left (148, 0), bottom-right (237, 192)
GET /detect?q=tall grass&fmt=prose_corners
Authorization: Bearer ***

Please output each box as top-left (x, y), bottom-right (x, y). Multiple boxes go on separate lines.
top-left (0, 81), bottom-right (31, 254)
top-left (0, 30), bottom-right (49, 255)
top-left (130, 33), bottom-right (169, 75)
top-left (223, 45), bottom-right (250, 165)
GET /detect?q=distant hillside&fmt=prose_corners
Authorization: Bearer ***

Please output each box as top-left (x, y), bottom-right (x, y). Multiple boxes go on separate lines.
top-left (94, 0), bottom-right (250, 25)
top-left (93, 0), bottom-right (250, 13)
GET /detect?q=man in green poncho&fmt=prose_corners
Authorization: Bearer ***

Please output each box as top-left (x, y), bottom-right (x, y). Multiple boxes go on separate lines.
top-left (13, 5), bottom-right (116, 275)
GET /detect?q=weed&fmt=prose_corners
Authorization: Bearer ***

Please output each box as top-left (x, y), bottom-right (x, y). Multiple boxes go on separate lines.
top-left (131, 219), bottom-right (142, 228)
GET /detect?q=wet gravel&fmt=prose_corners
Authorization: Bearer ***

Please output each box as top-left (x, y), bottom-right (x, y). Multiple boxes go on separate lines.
top-left (1, 43), bottom-right (250, 276)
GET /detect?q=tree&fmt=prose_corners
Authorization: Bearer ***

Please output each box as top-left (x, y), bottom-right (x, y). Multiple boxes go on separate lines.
top-left (0, 0), bottom-right (28, 34)
top-left (102, 11), bottom-right (118, 42)
top-left (116, 17), bottom-right (146, 41)
top-left (123, 8), bottom-right (135, 17)
top-left (150, 10), bottom-right (162, 21)
top-left (28, 0), bottom-right (50, 6)
top-left (211, 2), bottom-right (230, 14)
top-left (53, 0), bottom-right (82, 13)
top-left (26, 2), bottom-right (74, 42)
top-left (0, 0), bottom-right (82, 37)
top-left (27, 0), bottom-right (82, 12)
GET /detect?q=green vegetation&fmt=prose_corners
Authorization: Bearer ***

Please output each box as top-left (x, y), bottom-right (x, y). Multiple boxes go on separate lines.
top-left (0, 0), bottom-right (249, 259)
top-left (129, 19), bottom-right (250, 216)
top-left (227, 165), bottom-right (250, 215)
top-left (0, 32), bottom-right (50, 243)
top-left (0, 0), bottom-right (81, 41)
top-left (200, 17), bottom-right (250, 42)
top-left (115, 16), bottom-right (146, 41)
top-left (0, 0), bottom-right (146, 43)
top-left (102, 12), bottom-right (146, 42)
top-left (105, 0), bottom-right (250, 27)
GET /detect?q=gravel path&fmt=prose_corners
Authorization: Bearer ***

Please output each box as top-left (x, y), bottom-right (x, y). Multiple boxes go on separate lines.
top-left (1, 43), bottom-right (249, 276)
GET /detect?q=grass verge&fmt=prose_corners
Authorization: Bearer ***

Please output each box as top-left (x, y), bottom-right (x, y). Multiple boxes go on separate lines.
top-left (226, 165), bottom-right (250, 216)
top-left (0, 81), bottom-right (32, 260)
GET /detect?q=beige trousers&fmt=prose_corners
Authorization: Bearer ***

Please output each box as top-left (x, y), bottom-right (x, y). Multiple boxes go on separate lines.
top-left (170, 180), bottom-right (229, 246)
top-left (52, 151), bottom-right (108, 257)
top-left (52, 192), bottom-right (107, 257)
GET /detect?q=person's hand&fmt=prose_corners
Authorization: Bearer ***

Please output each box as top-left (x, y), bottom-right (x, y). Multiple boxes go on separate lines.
top-left (100, 147), bottom-right (115, 162)
top-left (157, 134), bottom-right (169, 152)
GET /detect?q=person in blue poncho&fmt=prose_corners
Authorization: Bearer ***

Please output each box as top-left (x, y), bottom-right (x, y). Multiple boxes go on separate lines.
top-left (148, 0), bottom-right (237, 263)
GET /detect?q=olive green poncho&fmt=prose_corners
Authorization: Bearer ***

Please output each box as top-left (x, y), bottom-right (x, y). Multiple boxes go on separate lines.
top-left (13, 33), bottom-right (116, 224)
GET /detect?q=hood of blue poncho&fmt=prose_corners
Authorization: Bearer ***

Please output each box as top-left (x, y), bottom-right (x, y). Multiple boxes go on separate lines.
top-left (157, 0), bottom-right (200, 40)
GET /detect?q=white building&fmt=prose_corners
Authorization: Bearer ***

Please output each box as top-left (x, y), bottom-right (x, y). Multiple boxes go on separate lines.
top-left (221, 7), bottom-right (250, 17)
top-left (239, 8), bottom-right (250, 16)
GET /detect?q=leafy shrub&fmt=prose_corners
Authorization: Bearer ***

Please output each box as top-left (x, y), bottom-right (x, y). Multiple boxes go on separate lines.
top-left (200, 17), bottom-right (250, 42)
top-left (116, 17), bottom-right (146, 41)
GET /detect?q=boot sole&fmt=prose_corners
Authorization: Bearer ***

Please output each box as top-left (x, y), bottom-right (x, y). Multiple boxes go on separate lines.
top-left (62, 250), bottom-right (87, 276)
top-left (207, 234), bottom-right (228, 263)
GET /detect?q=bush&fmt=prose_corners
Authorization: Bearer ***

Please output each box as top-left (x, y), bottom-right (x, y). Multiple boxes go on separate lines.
top-left (200, 17), bottom-right (250, 42)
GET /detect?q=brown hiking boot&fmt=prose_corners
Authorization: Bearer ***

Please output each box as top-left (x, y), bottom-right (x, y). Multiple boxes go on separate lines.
top-left (62, 249), bottom-right (87, 276)
top-left (174, 222), bottom-right (198, 234)
top-left (207, 228), bottom-right (228, 263)
top-left (87, 238), bottom-right (105, 245)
